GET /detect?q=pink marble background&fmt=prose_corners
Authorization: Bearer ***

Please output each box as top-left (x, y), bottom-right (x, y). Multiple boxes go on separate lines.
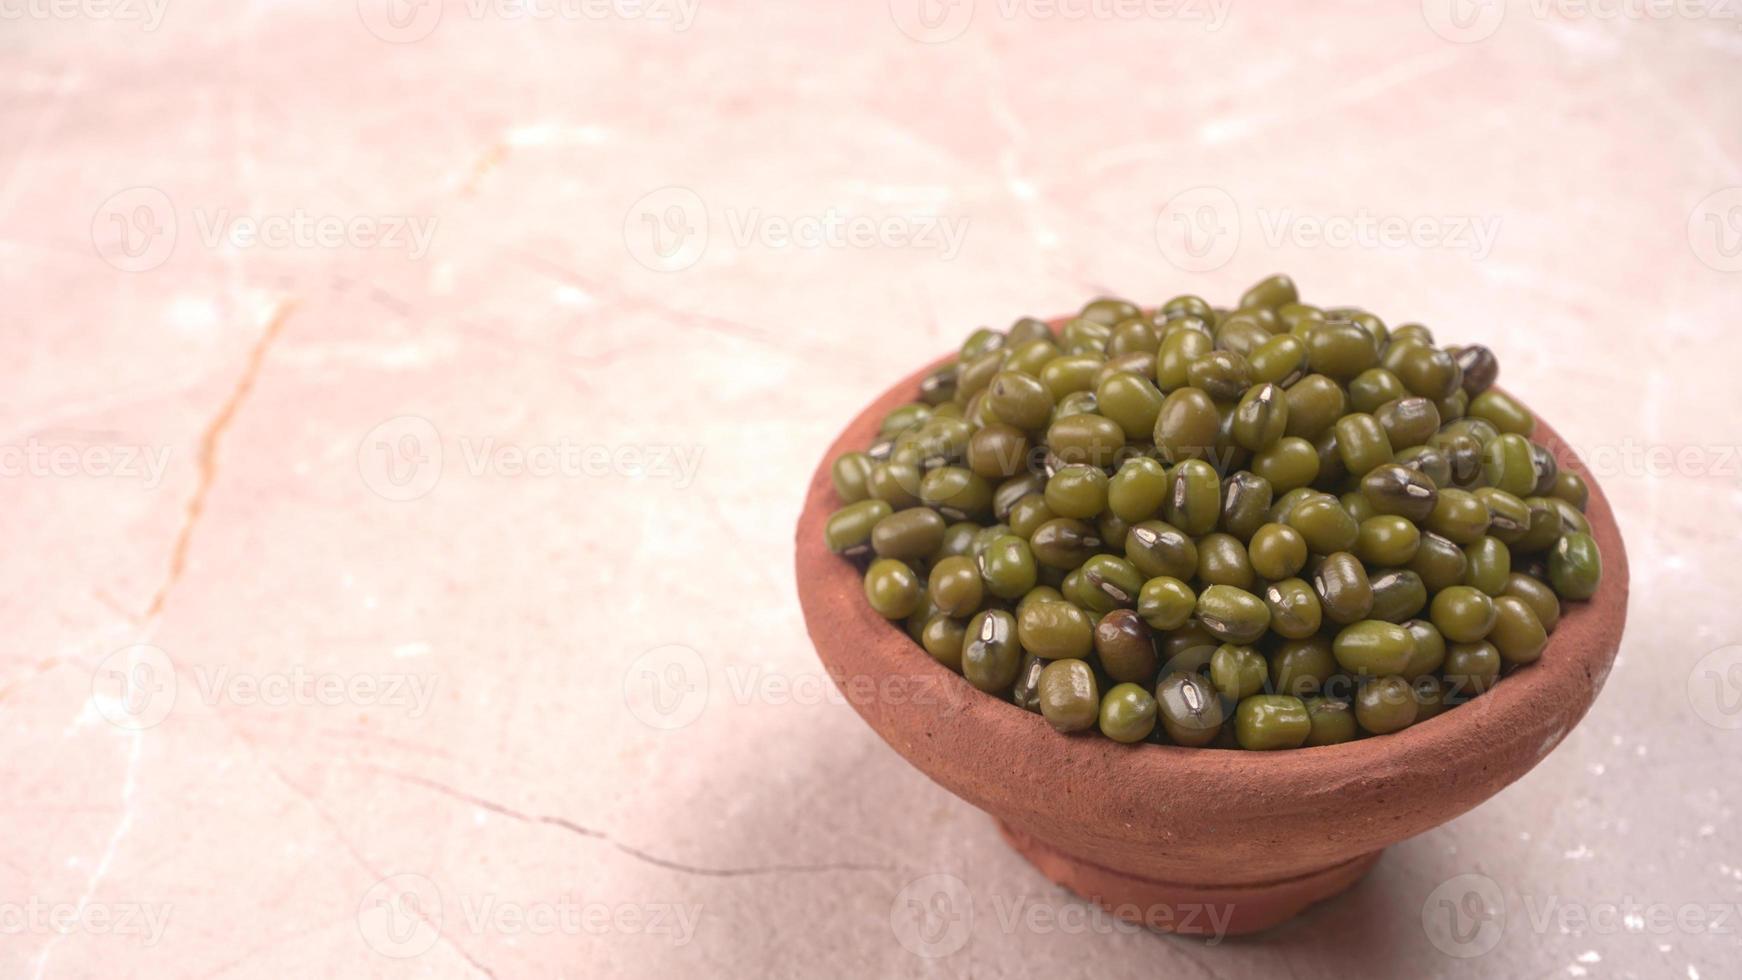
top-left (3, 1), bottom-right (1740, 976)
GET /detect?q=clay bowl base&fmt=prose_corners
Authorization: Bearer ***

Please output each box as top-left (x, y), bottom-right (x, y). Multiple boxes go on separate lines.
top-left (996, 820), bottom-right (1381, 937)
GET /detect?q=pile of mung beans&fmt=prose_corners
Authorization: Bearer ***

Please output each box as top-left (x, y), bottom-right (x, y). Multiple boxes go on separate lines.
top-left (823, 275), bottom-right (1603, 750)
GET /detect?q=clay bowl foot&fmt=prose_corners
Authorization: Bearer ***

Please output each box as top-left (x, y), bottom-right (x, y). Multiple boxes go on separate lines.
top-left (997, 820), bottom-right (1381, 937)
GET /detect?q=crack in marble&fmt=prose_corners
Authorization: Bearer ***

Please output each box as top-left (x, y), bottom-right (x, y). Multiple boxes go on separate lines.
top-left (370, 766), bottom-right (897, 879)
top-left (30, 710), bottom-right (143, 980)
top-left (145, 299), bottom-right (298, 620)
top-left (224, 721), bottom-right (499, 980)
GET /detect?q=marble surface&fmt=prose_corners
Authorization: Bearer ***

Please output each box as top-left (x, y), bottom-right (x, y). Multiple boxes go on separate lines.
top-left (3, 1), bottom-right (1740, 976)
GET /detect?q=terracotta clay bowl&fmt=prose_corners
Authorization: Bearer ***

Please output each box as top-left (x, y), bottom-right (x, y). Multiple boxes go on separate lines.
top-left (796, 354), bottom-right (1629, 937)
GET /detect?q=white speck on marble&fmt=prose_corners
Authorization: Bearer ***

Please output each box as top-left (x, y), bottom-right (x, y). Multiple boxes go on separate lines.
top-left (430, 262), bottom-right (455, 295)
top-left (167, 296), bottom-right (221, 334)
top-left (507, 123), bottom-right (609, 147)
top-left (555, 285), bottom-right (595, 308)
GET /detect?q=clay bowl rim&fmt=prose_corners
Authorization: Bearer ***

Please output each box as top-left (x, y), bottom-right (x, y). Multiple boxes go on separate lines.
top-left (797, 350), bottom-right (1630, 811)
